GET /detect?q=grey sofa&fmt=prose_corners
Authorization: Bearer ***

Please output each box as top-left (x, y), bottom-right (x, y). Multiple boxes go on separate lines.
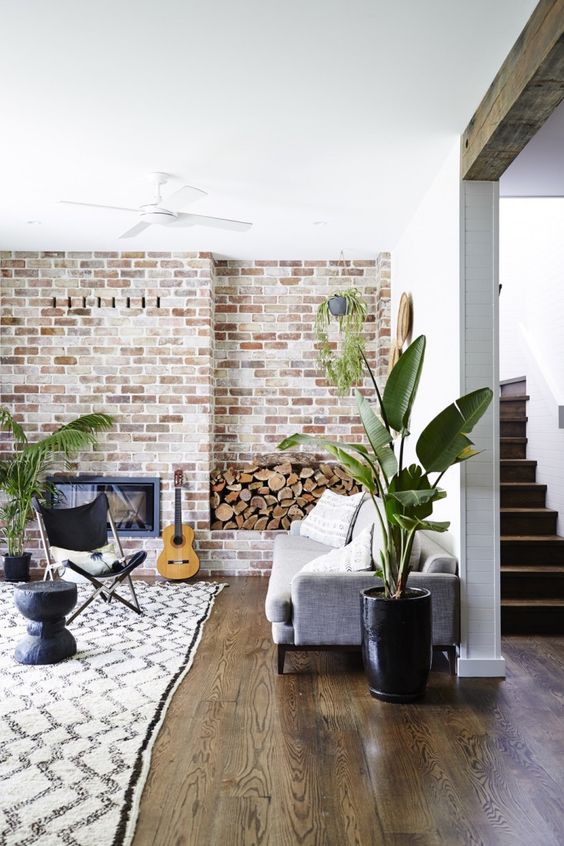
top-left (265, 496), bottom-right (460, 674)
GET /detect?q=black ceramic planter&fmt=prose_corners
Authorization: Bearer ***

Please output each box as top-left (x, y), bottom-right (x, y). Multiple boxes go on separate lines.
top-left (328, 295), bottom-right (348, 316)
top-left (360, 587), bottom-right (432, 703)
top-left (3, 552), bottom-right (31, 582)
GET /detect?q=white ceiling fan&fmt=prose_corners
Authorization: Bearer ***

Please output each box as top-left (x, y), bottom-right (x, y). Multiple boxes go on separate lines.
top-left (60, 172), bottom-right (253, 239)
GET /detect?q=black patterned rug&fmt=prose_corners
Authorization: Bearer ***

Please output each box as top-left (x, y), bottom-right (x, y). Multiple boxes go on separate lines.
top-left (0, 580), bottom-right (224, 846)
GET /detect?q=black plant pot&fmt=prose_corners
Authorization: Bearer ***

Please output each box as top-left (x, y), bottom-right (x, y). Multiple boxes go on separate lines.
top-left (360, 587), bottom-right (432, 703)
top-left (3, 552), bottom-right (32, 582)
top-left (328, 295), bottom-right (348, 316)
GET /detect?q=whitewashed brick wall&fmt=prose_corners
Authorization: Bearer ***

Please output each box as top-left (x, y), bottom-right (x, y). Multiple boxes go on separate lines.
top-left (1, 251), bottom-right (390, 576)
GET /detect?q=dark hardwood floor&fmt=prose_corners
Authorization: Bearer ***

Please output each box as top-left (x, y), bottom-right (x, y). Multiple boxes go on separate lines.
top-left (132, 578), bottom-right (564, 846)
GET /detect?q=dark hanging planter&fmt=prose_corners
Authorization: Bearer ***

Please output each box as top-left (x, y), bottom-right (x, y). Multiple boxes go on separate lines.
top-left (3, 552), bottom-right (31, 582)
top-left (328, 295), bottom-right (348, 317)
top-left (360, 587), bottom-right (432, 703)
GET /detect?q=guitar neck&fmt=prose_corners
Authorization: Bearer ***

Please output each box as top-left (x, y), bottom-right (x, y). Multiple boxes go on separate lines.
top-left (174, 487), bottom-right (182, 536)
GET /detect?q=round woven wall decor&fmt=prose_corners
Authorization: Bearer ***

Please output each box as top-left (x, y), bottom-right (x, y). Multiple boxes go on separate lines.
top-left (396, 292), bottom-right (413, 347)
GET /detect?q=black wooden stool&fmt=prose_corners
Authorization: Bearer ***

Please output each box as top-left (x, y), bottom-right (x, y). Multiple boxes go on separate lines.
top-left (14, 581), bottom-right (78, 665)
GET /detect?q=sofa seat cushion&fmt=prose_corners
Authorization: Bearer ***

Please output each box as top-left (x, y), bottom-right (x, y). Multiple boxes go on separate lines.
top-left (265, 532), bottom-right (332, 623)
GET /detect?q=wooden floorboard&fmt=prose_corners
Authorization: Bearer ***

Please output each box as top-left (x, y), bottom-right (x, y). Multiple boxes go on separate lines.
top-left (132, 577), bottom-right (564, 846)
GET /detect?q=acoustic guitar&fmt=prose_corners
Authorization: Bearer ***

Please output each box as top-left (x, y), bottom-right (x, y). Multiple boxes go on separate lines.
top-left (157, 469), bottom-right (200, 580)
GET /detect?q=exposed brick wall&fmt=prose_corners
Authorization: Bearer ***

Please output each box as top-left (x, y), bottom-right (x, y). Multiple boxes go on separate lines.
top-left (0, 250), bottom-right (215, 575)
top-left (1, 251), bottom-right (390, 576)
top-left (213, 258), bottom-right (390, 465)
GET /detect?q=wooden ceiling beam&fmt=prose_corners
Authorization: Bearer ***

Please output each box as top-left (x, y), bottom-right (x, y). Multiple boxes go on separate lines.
top-left (461, 0), bottom-right (564, 181)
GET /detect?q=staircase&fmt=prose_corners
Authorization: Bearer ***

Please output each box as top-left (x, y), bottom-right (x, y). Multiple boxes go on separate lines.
top-left (500, 377), bottom-right (564, 633)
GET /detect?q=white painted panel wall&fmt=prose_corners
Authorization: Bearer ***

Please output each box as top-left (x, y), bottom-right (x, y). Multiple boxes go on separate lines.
top-left (459, 181), bottom-right (504, 678)
top-left (391, 142), bottom-right (461, 555)
top-left (499, 199), bottom-right (564, 534)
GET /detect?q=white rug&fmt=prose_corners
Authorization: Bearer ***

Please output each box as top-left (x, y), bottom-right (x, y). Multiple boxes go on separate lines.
top-left (0, 580), bottom-right (224, 846)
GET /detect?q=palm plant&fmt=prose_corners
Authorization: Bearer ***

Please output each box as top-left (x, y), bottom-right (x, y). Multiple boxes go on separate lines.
top-left (0, 409), bottom-right (114, 556)
top-left (315, 288), bottom-right (367, 395)
top-left (278, 335), bottom-right (492, 598)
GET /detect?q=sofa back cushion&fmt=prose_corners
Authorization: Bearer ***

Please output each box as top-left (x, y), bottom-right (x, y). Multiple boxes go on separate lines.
top-left (351, 496), bottom-right (421, 570)
top-left (300, 490), bottom-right (364, 548)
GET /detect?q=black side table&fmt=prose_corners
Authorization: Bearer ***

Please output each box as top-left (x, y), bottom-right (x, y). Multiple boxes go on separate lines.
top-left (14, 581), bottom-right (78, 665)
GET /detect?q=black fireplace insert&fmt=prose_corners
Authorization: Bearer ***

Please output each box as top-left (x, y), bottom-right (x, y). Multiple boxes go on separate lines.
top-left (47, 476), bottom-right (160, 537)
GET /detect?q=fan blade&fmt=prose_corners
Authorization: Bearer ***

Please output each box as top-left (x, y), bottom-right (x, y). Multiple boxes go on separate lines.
top-left (60, 200), bottom-right (138, 213)
top-left (118, 221), bottom-right (151, 239)
top-left (165, 184), bottom-right (208, 211)
top-left (172, 212), bottom-right (252, 232)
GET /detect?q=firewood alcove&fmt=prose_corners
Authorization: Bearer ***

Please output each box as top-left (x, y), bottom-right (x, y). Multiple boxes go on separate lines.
top-left (210, 457), bottom-right (360, 531)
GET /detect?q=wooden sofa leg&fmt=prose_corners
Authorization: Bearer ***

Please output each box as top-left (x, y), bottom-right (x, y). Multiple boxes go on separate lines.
top-left (447, 646), bottom-right (457, 675)
top-left (277, 644), bottom-right (287, 675)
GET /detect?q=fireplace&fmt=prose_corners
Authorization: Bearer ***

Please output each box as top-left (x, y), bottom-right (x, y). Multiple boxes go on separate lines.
top-left (47, 476), bottom-right (160, 537)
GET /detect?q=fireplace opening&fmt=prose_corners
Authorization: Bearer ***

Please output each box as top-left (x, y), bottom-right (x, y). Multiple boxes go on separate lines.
top-left (47, 476), bottom-right (160, 537)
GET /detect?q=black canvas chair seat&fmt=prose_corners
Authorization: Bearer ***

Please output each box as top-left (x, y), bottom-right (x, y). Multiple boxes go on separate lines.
top-left (33, 494), bottom-right (147, 624)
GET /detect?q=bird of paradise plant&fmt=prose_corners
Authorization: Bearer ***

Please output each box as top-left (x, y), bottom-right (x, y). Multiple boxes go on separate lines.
top-left (278, 335), bottom-right (492, 598)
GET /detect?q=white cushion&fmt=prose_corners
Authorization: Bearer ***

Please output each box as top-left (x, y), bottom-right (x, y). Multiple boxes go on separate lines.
top-left (300, 490), bottom-right (365, 548)
top-left (295, 525), bottom-right (374, 576)
top-left (50, 542), bottom-right (120, 581)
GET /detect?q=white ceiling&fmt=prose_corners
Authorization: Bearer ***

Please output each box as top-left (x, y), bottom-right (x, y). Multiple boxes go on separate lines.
top-left (0, 0), bottom-right (538, 258)
top-left (500, 99), bottom-right (564, 197)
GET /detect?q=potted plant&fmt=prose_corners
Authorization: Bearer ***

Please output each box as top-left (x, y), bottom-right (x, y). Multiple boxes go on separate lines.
top-left (315, 287), bottom-right (367, 395)
top-left (0, 408), bottom-right (114, 581)
top-left (278, 335), bottom-right (492, 701)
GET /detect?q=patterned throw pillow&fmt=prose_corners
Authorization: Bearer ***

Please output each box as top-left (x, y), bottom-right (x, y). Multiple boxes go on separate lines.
top-left (296, 525), bottom-right (374, 575)
top-left (50, 542), bottom-right (120, 578)
top-left (300, 489), bottom-right (365, 548)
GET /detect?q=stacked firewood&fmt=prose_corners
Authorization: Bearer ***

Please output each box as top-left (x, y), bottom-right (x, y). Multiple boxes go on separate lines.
top-left (210, 461), bottom-right (361, 530)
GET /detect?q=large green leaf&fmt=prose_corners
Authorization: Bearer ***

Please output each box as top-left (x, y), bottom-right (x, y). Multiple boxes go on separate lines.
top-left (355, 390), bottom-right (398, 480)
top-left (392, 514), bottom-right (450, 533)
top-left (323, 444), bottom-right (376, 493)
top-left (389, 488), bottom-right (443, 508)
top-left (416, 388), bottom-right (493, 473)
top-left (382, 335), bottom-right (426, 432)
top-left (0, 408), bottom-right (27, 444)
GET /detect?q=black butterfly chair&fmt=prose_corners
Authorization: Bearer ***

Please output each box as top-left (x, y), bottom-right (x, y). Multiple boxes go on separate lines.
top-left (33, 493), bottom-right (147, 624)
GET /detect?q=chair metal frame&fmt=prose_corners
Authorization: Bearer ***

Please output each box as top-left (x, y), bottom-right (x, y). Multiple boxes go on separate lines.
top-left (34, 497), bottom-right (144, 624)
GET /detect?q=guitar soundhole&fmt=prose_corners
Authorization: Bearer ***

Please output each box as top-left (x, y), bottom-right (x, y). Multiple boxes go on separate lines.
top-left (173, 535), bottom-right (183, 546)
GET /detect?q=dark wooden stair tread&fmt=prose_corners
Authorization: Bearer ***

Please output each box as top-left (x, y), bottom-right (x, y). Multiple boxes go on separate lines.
top-left (500, 437), bottom-right (527, 443)
top-left (500, 482), bottom-right (545, 487)
top-left (501, 565), bottom-right (564, 573)
top-left (500, 395), bottom-right (530, 401)
top-left (500, 507), bottom-right (555, 513)
top-left (501, 535), bottom-right (564, 544)
top-left (502, 598), bottom-right (564, 606)
top-left (501, 459), bottom-right (536, 464)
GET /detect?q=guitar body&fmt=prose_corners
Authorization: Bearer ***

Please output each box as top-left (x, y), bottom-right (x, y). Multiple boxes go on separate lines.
top-left (157, 523), bottom-right (200, 580)
top-left (157, 470), bottom-right (200, 580)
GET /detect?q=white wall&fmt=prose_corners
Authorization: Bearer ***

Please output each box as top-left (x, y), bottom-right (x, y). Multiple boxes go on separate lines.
top-left (459, 181), bottom-right (503, 677)
top-left (500, 198), bottom-right (564, 534)
top-left (391, 141), bottom-right (461, 553)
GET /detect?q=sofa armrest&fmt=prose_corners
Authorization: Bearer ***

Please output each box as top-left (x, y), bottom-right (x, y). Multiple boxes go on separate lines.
top-left (289, 520), bottom-right (302, 536)
top-left (291, 571), bottom-right (459, 646)
top-left (291, 571), bottom-right (379, 645)
top-left (421, 554), bottom-right (458, 574)
top-left (418, 531), bottom-right (458, 574)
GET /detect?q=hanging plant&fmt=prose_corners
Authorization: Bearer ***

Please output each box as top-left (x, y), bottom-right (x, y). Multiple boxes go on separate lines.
top-left (315, 287), bottom-right (367, 395)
